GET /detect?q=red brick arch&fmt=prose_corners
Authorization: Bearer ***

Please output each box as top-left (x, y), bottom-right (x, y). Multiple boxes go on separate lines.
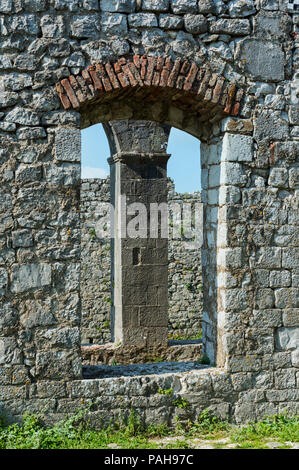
top-left (56, 55), bottom-right (244, 119)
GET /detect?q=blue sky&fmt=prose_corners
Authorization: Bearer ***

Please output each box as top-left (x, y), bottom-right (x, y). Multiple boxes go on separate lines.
top-left (81, 124), bottom-right (201, 193)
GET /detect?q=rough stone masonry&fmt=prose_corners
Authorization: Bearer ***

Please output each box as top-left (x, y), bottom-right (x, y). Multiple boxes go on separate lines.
top-left (0, 0), bottom-right (298, 426)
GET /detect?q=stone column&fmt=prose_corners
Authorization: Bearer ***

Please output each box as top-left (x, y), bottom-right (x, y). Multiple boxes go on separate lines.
top-left (104, 120), bottom-right (171, 348)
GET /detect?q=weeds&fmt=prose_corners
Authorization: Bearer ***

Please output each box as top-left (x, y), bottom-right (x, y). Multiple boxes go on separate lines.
top-left (0, 410), bottom-right (298, 450)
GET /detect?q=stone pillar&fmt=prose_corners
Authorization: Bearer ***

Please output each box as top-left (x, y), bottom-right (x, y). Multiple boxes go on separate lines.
top-left (104, 120), bottom-right (171, 348)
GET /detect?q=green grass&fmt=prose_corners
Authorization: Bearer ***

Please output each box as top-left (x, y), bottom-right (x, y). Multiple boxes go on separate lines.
top-left (230, 414), bottom-right (299, 448)
top-left (0, 410), bottom-right (298, 450)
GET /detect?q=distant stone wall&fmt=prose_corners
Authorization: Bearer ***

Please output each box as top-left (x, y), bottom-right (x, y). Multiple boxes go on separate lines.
top-left (80, 178), bottom-right (202, 345)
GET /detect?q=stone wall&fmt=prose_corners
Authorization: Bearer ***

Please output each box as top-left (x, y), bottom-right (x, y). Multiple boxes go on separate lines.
top-left (0, 0), bottom-right (298, 426)
top-left (80, 177), bottom-right (202, 345)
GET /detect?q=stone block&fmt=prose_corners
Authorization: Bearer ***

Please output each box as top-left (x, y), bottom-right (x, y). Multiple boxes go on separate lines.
top-left (198, 0), bottom-right (215, 14)
top-left (10, 14), bottom-right (39, 35)
top-left (251, 309), bottom-right (282, 328)
top-left (0, 0), bottom-right (12, 12)
top-left (38, 327), bottom-right (80, 349)
top-left (128, 13), bottom-right (158, 27)
top-left (54, 0), bottom-right (79, 10)
top-left (171, 0), bottom-right (197, 14)
top-left (275, 288), bottom-right (298, 309)
top-left (268, 168), bottom-right (288, 188)
top-left (70, 15), bottom-right (100, 38)
top-left (101, 13), bottom-right (128, 34)
top-left (234, 403), bottom-right (256, 424)
top-left (142, 0), bottom-right (169, 11)
top-left (15, 165), bottom-right (42, 183)
top-left (289, 106), bottom-right (299, 125)
top-left (208, 165), bottom-right (220, 188)
top-left (218, 247), bottom-right (242, 268)
top-left (30, 381), bottom-right (67, 399)
top-left (0, 268), bottom-right (8, 294)
top-left (269, 271), bottom-right (291, 288)
top-left (12, 230), bottom-right (33, 248)
top-left (220, 162), bottom-right (247, 186)
top-left (184, 14), bottom-right (208, 34)
top-left (55, 128), bottom-right (81, 162)
top-left (255, 247), bottom-right (281, 269)
top-left (220, 288), bottom-right (248, 311)
top-left (101, 0), bottom-right (136, 12)
top-left (264, 94), bottom-right (285, 110)
top-left (0, 91), bottom-right (18, 107)
top-left (255, 289), bottom-right (275, 309)
top-left (274, 368), bottom-right (297, 388)
top-left (254, 111), bottom-right (289, 141)
top-left (46, 162), bottom-right (80, 186)
top-left (253, 11), bottom-right (291, 39)
top-left (0, 338), bottom-right (22, 365)
top-left (236, 39), bottom-right (284, 81)
top-left (41, 15), bottom-right (65, 38)
top-left (2, 73), bottom-right (32, 91)
top-left (228, 0), bottom-right (255, 17)
top-left (16, 127), bottom-right (46, 140)
top-left (221, 133), bottom-right (253, 162)
top-left (10, 263), bottom-right (52, 293)
top-left (291, 350), bottom-right (299, 368)
top-left (209, 18), bottom-right (250, 36)
top-left (283, 310), bottom-right (299, 328)
top-left (159, 14), bottom-right (183, 29)
top-left (218, 186), bottom-right (241, 205)
top-left (275, 327), bottom-right (299, 351)
top-left (289, 168), bottom-right (299, 189)
top-left (20, 299), bottom-right (57, 328)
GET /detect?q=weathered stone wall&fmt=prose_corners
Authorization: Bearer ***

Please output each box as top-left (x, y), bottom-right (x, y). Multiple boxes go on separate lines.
top-left (0, 0), bottom-right (298, 426)
top-left (80, 177), bottom-right (202, 345)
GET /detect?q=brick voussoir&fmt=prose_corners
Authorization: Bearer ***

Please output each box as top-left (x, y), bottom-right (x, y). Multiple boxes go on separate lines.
top-left (55, 55), bottom-right (243, 117)
top-left (60, 78), bottom-right (80, 109)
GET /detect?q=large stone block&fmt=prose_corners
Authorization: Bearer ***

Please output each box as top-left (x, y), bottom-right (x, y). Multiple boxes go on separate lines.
top-left (220, 162), bottom-right (247, 186)
top-left (254, 111), bottom-right (289, 141)
top-left (253, 11), bottom-right (291, 39)
top-left (236, 39), bottom-right (284, 81)
top-left (221, 133), bottom-right (253, 162)
top-left (55, 128), bottom-right (81, 162)
top-left (10, 263), bottom-right (52, 293)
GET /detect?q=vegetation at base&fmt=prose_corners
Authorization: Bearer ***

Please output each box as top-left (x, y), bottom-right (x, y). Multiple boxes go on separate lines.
top-left (0, 410), bottom-right (298, 450)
